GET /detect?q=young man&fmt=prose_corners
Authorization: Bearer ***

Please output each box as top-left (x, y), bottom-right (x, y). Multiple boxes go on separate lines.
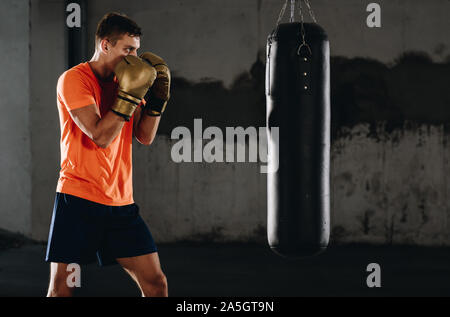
top-left (45, 12), bottom-right (171, 297)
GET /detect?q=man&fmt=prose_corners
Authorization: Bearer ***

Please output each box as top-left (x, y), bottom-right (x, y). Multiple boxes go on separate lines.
top-left (45, 12), bottom-right (171, 297)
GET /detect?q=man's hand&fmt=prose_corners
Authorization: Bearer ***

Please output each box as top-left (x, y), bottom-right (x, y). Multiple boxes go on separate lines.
top-left (112, 55), bottom-right (157, 121)
top-left (140, 52), bottom-right (171, 116)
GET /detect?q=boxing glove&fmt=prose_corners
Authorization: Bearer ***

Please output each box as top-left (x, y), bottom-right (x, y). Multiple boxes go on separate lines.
top-left (140, 52), bottom-right (171, 116)
top-left (112, 55), bottom-right (157, 121)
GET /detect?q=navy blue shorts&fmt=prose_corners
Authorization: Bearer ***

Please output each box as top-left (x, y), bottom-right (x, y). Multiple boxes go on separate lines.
top-left (45, 192), bottom-right (157, 266)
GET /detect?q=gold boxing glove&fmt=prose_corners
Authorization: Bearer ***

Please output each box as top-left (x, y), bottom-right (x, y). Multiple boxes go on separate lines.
top-left (140, 52), bottom-right (171, 116)
top-left (112, 55), bottom-right (157, 121)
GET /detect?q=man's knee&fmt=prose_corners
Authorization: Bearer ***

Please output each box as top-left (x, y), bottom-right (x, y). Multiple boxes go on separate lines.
top-left (141, 272), bottom-right (168, 295)
top-left (150, 272), bottom-right (168, 289)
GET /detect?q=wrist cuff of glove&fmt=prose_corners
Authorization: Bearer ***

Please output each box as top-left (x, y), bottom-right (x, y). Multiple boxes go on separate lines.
top-left (145, 100), bottom-right (167, 117)
top-left (147, 111), bottom-right (162, 117)
top-left (145, 104), bottom-right (164, 116)
top-left (112, 110), bottom-right (132, 121)
top-left (111, 91), bottom-right (140, 121)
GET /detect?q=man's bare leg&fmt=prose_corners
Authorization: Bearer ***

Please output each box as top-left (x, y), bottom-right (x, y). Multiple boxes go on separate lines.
top-left (46, 262), bottom-right (74, 297)
top-left (117, 252), bottom-right (168, 297)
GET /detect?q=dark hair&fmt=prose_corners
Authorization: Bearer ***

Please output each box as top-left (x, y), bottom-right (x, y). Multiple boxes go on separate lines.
top-left (95, 12), bottom-right (142, 47)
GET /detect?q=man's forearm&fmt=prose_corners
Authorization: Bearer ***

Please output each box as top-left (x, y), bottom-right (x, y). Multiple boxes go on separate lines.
top-left (93, 111), bottom-right (126, 148)
top-left (135, 113), bottom-right (161, 145)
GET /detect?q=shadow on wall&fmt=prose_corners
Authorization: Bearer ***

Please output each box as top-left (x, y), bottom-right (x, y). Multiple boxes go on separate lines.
top-left (158, 50), bottom-right (450, 139)
top-left (331, 52), bottom-right (450, 140)
top-left (158, 50), bottom-right (267, 135)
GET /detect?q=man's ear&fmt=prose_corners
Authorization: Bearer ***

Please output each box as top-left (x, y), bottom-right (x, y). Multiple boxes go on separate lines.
top-left (100, 39), bottom-right (109, 53)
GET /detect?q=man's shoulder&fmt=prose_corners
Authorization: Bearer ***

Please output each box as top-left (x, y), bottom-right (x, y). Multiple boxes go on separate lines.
top-left (57, 62), bottom-right (96, 92)
top-left (58, 62), bottom-right (92, 84)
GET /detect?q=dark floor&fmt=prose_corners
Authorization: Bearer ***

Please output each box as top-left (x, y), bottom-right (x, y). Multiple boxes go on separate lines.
top-left (1, 241), bottom-right (450, 297)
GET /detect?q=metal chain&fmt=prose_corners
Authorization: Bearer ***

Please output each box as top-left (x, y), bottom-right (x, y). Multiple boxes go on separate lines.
top-left (298, 0), bottom-right (305, 24)
top-left (297, 0), bottom-right (312, 56)
top-left (276, 0), bottom-right (317, 25)
top-left (297, 0), bottom-right (317, 23)
top-left (298, 0), bottom-right (306, 46)
top-left (304, 0), bottom-right (317, 23)
top-left (290, 0), bottom-right (295, 22)
top-left (273, 0), bottom-right (317, 56)
top-left (275, 0), bottom-right (288, 26)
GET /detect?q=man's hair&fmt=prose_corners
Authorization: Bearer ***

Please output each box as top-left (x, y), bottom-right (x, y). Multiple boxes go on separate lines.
top-left (95, 12), bottom-right (142, 47)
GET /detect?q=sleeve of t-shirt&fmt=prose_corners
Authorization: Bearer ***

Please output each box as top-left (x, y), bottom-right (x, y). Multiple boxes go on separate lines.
top-left (57, 69), bottom-right (96, 111)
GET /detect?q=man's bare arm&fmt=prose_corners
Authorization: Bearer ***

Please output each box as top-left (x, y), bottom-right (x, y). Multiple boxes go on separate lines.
top-left (133, 106), bottom-right (161, 145)
top-left (70, 104), bottom-right (126, 148)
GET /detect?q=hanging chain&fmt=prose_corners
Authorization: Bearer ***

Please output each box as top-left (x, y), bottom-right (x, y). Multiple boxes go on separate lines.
top-left (273, 0), bottom-right (317, 55)
top-left (290, 0), bottom-right (295, 22)
top-left (275, 0), bottom-right (288, 26)
top-left (276, 0), bottom-right (317, 26)
top-left (297, 0), bottom-right (312, 56)
top-left (298, 0), bottom-right (305, 24)
top-left (298, 0), bottom-right (306, 43)
top-left (304, 0), bottom-right (317, 23)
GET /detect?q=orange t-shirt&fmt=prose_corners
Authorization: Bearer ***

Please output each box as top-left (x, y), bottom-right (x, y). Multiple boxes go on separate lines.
top-left (56, 62), bottom-right (136, 206)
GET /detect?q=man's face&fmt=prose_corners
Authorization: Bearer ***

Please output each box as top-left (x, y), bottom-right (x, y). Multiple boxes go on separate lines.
top-left (106, 33), bottom-right (140, 67)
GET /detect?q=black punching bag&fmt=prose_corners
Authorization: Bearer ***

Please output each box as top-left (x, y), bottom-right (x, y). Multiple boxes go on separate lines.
top-left (266, 22), bottom-right (330, 258)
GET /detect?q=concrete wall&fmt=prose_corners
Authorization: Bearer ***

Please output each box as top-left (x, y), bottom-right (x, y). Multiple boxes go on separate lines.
top-left (29, 0), bottom-right (66, 240)
top-left (87, 0), bottom-right (450, 88)
top-left (133, 137), bottom-right (267, 242)
top-left (333, 124), bottom-right (450, 246)
top-left (0, 0), bottom-right (32, 235)
top-left (1, 0), bottom-right (450, 246)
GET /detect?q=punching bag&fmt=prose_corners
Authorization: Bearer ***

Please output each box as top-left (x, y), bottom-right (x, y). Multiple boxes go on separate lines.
top-left (266, 22), bottom-right (330, 258)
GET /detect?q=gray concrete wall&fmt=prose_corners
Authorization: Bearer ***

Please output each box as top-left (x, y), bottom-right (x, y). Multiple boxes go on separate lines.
top-left (0, 0), bottom-right (32, 235)
top-left (29, 0), bottom-right (66, 240)
top-left (88, 0), bottom-right (450, 88)
top-left (332, 124), bottom-right (450, 246)
top-left (133, 136), bottom-right (267, 243)
top-left (1, 0), bottom-right (450, 246)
